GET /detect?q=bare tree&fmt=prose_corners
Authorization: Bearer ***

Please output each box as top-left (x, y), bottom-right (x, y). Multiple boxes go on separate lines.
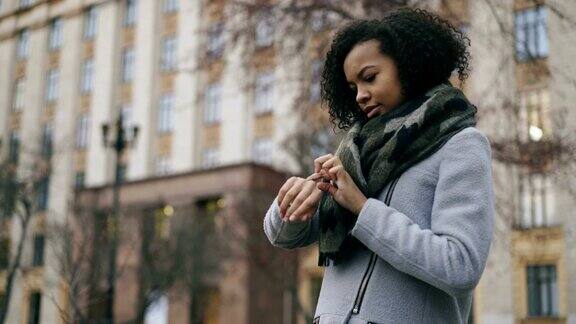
top-left (46, 203), bottom-right (112, 324)
top-left (0, 156), bottom-right (51, 323)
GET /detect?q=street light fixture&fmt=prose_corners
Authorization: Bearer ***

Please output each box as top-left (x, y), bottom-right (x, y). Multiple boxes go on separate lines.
top-left (100, 112), bottom-right (139, 324)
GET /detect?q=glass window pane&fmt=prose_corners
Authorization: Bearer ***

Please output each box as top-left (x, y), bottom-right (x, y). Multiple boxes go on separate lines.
top-left (527, 265), bottom-right (558, 317)
top-left (537, 7), bottom-right (548, 57)
top-left (122, 48), bottom-right (135, 82)
top-left (13, 78), bottom-right (25, 111)
top-left (255, 15), bottom-right (274, 47)
top-left (202, 148), bottom-right (219, 168)
top-left (49, 18), bottom-right (63, 50)
top-left (255, 72), bottom-right (274, 114)
top-left (161, 36), bottom-right (177, 71)
top-left (207, 24), bottom-right (224, 58)
top-left (163, 0), bottom-right (178, 13)
top-left (17, 29), bottom-right (29, 59)
top-left (124, 0), bottom-right (137, 27)
top-left (204, 83), bottom-right (221, 124)
top-left (515, 12), bottom-right (526, 60)
top-left (83, 6), bottom-right (98, 40)
top-left (157, 94), bottom-right (174, 133)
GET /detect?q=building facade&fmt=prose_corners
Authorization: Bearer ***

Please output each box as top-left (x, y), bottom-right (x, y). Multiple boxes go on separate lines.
top-left (0, 0), bottom-right (575, 323)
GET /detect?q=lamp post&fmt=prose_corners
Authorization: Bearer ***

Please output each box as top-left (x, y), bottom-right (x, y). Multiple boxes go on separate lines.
top-left (101, 112), bottom-right (138, 323)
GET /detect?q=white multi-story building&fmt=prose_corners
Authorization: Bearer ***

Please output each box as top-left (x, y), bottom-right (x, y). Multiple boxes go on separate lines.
top-left (0, 0), bottom-right (574, 323)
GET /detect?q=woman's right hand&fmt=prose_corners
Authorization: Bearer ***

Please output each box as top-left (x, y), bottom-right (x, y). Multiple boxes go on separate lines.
top-left (277, 175), bottom-right (324, 223)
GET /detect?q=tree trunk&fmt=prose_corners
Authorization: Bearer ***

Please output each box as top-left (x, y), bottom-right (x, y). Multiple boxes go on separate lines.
top-left (0, 216), bottom-right (30, 324)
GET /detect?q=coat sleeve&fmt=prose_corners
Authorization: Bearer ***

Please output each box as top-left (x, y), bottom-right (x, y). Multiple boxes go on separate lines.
top-left (350, 130), bottom-right (494, 298)
top-left (263, 197), bottom-right (320, 249)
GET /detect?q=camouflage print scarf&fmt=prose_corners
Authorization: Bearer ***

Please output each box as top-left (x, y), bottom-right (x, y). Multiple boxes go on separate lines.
top-left (318, 83), bottom-right (477, 266)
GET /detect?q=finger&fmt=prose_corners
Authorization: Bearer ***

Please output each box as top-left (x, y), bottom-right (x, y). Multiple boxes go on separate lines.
top-left (291, 188), bottom-right (322, 221)
top-left (317, 182), bottom-right (337, 196)
top-left (278, 177), bottom-right (297, 206)
top-left (279, 179), bottom-right (304, 216)
top-left (328, 165), bottom-right (343, 179)
top-left (314, 154), bottom-right (334, 173)
top-left (321, 155), bottom-right (342, 171)
top-left (320, 169), bottom-right (333, 182)
top-left (286, 181), bottom-right (315, 217)
top-left (306, 172), bottom-right (323, 182)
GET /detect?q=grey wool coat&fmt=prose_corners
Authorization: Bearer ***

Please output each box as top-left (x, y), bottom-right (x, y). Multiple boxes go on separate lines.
top-left (263, 127), bottom-right (494, 324)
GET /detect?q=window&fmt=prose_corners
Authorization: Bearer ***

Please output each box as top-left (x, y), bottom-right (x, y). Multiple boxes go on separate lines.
top-left (9, 131), bottom-right (20, 164)
top-left (41, 123), bottom-right (53, 159)
top-left (121, 47), bottom-right (135, 83)
top-left (254, 71), bottom-right (274, 114)
top-left (527, 265), bottom-right (559, 317)
top-left (0, 239), bottom-right (9, 269)
top-left (310, 59), bottom-right (322, 102)
top-left (155, 206), bottom-right (172, 240)
top-left (207, 23), bottom-right (224, 58)
top-left (202, 147), bottom-right (219, 168)
top-left (75, 172), bottom-right (85, 190)
top-left (163, 0), bottom-right (178, 13)
top-left (45, 69), bottom-right (59, 102)
top-left (121, 103), bottom-right (132, 129)
top-left (19, 0), bottom-right (34, 9)
top-left (160, 35), bottom-right (177, 72)
top-left (32, 234), bottom-right (44, 267)
top-left (155, 155), bottom-right (171, 175)
top-left (515, 6), bottom-right (548, 61)
top-left (27, 291), bottom-right (41, 324)
top-left (252, 137), bottom-right (273, 164)
top-left (157, 94), bottom-right (174, 133)
top-left (311, 127), bottom-right (333, 159)
top-left (36, 176), bottom-right (49, 211)
top-left (16, 29), bottom-right (29, 59)
top-left (124, 0), bottom-right (137, 27)
top-left (197, 197), bottom-right (224, 214)
top-left (48, 18), bottom-right (63, 50)
top-left (80, 58), bottom-right (94, 93)
top-left (83, 6), bottom-right (98, 40)
top-left (311, 10), bottom-right (338, 32)
top-left (190, 287), bottom-right (220, 323)
top-left (1, 176), bottom-right (17, 219)
top-left (519, 172), bottom-right (555, 228)
top-left (76, 114), bottom-right (90, 149)
top-left (12, 78), bottom-right (25, 111)
top-left (255, 14), bottom-right (274, 47)
top-left (518, 89), bottom-right (550, 142)
top-left (204, 83), bottom-right (222, 124)
top-left (144, 294), bottom-right (169, 323)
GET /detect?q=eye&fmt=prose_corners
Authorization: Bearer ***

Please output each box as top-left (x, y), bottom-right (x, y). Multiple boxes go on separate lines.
top-left (364, 74), bottom-right (375, 82)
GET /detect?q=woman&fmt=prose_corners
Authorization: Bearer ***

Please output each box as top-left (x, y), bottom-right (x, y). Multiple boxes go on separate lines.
top-left (263, 8), bottom-right (494, 324)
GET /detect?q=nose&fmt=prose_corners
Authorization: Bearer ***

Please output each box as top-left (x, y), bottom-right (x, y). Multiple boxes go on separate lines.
top-left (356, 87), bottom-right (370, 106)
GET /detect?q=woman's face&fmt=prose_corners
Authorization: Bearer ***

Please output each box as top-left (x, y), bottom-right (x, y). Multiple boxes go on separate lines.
top-left (343, 40), bottom-right (404, 119)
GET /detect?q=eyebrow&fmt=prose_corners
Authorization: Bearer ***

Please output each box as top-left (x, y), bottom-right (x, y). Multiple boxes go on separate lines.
top-left (347, 65), bottom-right (376, 85)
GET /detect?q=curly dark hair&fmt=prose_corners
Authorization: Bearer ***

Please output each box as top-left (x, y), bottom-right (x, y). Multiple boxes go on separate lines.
top-left (321, 8), bottom-right (471, 130)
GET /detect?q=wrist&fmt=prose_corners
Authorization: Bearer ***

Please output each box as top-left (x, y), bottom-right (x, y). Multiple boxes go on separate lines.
top-left (353, 196), bottom-right (368, 215)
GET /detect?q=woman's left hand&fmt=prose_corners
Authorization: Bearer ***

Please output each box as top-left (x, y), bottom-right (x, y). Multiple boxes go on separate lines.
top-left (312, 154), bottom-right (368, 215)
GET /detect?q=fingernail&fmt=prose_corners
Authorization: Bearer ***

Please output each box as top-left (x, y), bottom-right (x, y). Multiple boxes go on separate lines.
top-left (289, 215), bottom-right (295, 221)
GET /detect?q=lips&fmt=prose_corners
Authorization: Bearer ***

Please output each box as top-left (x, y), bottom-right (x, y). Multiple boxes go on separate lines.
top-left (365, 105), bottom-right (382, 118)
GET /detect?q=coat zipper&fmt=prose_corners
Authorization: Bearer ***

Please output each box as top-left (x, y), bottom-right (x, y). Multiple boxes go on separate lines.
top-left (351, 177), bottom-right (400, 315)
